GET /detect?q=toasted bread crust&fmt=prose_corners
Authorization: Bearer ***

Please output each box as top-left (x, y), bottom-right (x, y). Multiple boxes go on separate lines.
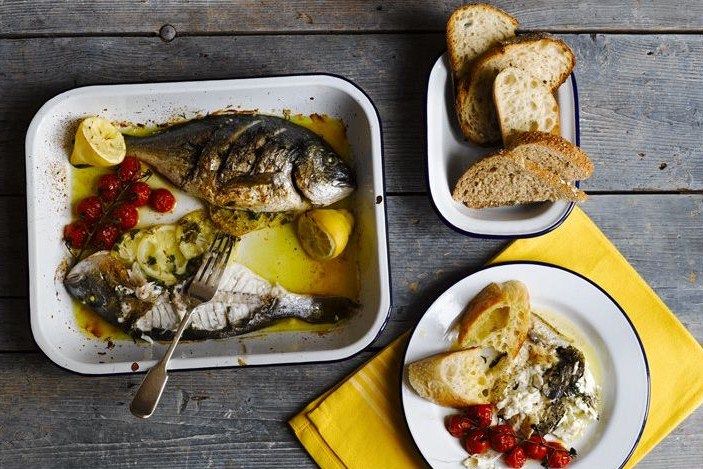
top-left (457, 34), bottom-right (576, 144)
top-left (507, 131), bottom-right (594, 179)
top-left (446, 3), bottom-right (519, 79)
top-left (407, 348), bottom-right (494, 407)
top-left (457, 281), bottom-right (531, 357)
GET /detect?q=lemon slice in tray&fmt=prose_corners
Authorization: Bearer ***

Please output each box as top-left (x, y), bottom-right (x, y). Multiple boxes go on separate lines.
top-left (70, 116), bottom-right (126, 167)
top-left (297, 209), bottom-right (354, 261)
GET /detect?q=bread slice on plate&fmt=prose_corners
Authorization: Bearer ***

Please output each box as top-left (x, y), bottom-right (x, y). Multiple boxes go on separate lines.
top-left (446, 3), bottom-right (519, 79)
top-left (456, 34), bottom-right (576, 145)
top-left (452, 151), bottom-right (587, 209)
top-left (407, 348), bottom-right (495, 407)
top-left (493, 67), bottom-right (560, 144)
top-left (508, 131), bottom-right (594, 181)
top-left (455, 281), bottom-right (531, 357)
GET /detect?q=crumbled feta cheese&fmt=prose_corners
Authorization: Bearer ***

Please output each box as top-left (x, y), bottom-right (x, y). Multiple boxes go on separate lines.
top-left (463, 451), bottom-right (501, 468)
top-left (135, 282), bottom-right (163, 302)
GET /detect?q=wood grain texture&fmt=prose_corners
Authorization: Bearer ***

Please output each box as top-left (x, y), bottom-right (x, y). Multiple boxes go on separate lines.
top-left (1, 1), bottom-right (702, 35)
top-left (0, 352), bottom-right (699, 468)
top-left (2, 34), bottom-right (702, 194)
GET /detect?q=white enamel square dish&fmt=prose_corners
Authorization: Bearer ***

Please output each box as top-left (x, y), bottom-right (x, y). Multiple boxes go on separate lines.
top-left (401, 262), bottom-right (649, 469)
top-left (427, 54), bottom-right (579, 238)
top-left (26, 75), bottom-right (390, 374)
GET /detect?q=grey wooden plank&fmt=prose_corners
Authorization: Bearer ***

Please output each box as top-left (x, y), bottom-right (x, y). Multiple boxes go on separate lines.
top-left (0, 299), bottom-right (32, 351)
top-left (0, 353), bottom-right (699, 468)
top-left (1, 34), bottom-right (702, 194)
top-left (1, 0), bottom-right (701, 35)
top-left (5, 194), bottom-right (702, 352)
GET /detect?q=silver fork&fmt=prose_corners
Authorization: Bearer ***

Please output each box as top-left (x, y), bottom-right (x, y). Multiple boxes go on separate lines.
top-left (130, 232), bottom-right (236, 419)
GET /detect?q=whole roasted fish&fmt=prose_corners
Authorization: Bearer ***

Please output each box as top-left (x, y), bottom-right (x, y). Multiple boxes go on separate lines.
top-left (64, 251), bottom-right (357, 340)
top-left (124, 114), bottom-right (356, 212)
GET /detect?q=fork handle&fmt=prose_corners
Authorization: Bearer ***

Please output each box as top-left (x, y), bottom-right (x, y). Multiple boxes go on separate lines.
top-left (130, 308), bottom-right (194, 418)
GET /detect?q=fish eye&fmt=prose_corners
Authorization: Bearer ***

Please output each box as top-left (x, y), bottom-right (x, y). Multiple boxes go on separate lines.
top-left (326, 157), bottom-right (334, 164)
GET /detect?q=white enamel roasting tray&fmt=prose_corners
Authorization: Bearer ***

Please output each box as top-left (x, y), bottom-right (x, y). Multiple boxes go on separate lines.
top-left (26, 75), bottom-right (390, 374)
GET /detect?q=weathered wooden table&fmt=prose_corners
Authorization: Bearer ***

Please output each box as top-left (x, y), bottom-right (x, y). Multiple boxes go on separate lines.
top-left (1, 1), bottom-right (701, 467)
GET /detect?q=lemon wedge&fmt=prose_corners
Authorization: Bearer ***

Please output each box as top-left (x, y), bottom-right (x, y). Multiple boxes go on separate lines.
top-left (297, 209), bottom-right (354, 261)
top-left (70, 117), bottom-right (126, 167)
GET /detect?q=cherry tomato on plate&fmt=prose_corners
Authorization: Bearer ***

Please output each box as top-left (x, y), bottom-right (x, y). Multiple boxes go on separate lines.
top-left (93, 224), bottom-right (120, 250)
top-left (63, 221), bottom-right (89, 249)
top-left (97, 173), bottom-right (123, 202)
top-left (489, 429), bottom-right (517, 453)
top-left (446, 414), bottom-right (474, 438)
top-left (504, 446), bottom-right (527, 468)
top-left (466, 404), bottom-right (493, 428)
top-left (117, 156), bottom-right (141, 182)
top-left (522, 435), bottom-right (548, 460)
top-left (127, 181), bottom-right (151, 207)
top-left (149, 188), bottom-right (176, 213)
top-left (112, 203), bottom-right (139, 230)
top-left (76, 196), bottom-right (103, 224)
top-left (490, 424), bottom-right (515, 436)
top-left (464, 428), bottom-right (489, 455)
top-left (547, 449), bottom-right (572, 468)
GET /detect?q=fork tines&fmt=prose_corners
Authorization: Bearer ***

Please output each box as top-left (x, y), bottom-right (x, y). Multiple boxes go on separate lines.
top-left (188, 232), bottom-right (236, 301)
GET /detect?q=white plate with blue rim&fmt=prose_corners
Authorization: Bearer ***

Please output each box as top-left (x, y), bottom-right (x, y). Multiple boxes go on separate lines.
top-left (401, 262), bottom-right (649, 469)
top-left (426, 54), bottom-right (580, 238)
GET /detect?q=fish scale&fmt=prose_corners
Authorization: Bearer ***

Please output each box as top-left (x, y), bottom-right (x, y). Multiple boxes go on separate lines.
top-left (123, 114), bottom-right (355, 212)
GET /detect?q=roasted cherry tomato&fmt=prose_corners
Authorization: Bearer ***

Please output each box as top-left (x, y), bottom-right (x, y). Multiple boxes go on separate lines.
top-left (93, 224), bottom-right (120, 249)
top-left (489, 430), bottom-right (517, 453)
top-left (466, 404), bottom-right (493, 428)
top-left (149, 188), bottom-right (176, 213)
top-left (464, 428), bottom-right (489, 454)
top-left (117, 156), bottom-right (141, 181)
top-left (127, 181), bottom-right (151, 207)
top-left (97, 173), bottom-right (123, 202)
top-left (446, 414), bottom-right (474, 438)
top-left (465, 437), bottom-right (490, 454)
top-left (546, 449), bottom-right (572, 468)
top-left (504, 446), bottom-right (527, 468)
top-left (76, 196), bottom-right (103, 224)
top-left (112, 203), bottom-right (139, 230)
top-left (522, 435), bottom-right (548, 460)
top-left (63, 221), bottom-right (89, 249)
top-left (490, 424), bottom-right (515, 436)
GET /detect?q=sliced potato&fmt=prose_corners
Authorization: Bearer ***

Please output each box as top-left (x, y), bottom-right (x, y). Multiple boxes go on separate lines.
top-left (113, 229), bottom-right (144, 264)
top-left (175, 209), bottom-right (217, 259)
top-left (136, 225), bottom-right (188, 285)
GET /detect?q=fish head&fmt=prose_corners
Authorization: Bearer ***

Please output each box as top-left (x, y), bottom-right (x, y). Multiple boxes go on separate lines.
top-left (64, 252), bottom-right (136, 322)
top-left (294, 143), bottom-right (356, 206)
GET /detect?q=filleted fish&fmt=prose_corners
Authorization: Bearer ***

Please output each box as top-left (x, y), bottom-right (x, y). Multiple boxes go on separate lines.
top-left (124, 114), bottom-right (356, 212)
top-left (64, 251), bottom-right (358, 340)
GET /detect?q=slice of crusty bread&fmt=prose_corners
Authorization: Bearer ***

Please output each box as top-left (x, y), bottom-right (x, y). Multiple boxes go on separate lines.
top-left (457, 34), bottom-right (576, 145)
top-left (446, 4), bottom-right (518, 79)
top-left (452, 151), bottom-right (587, 209)
top-left (508, 131), bottom-right (594, 181)
top-left (456, 281), bottom-right (531, 357)
top-left (407, 348), bottom-right (495, 407)
top-left (493, 67), bottom-right (560, 143)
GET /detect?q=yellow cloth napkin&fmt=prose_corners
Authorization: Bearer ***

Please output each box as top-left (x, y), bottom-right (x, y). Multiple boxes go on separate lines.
top-left (289, 207), bottom-right (703, 468)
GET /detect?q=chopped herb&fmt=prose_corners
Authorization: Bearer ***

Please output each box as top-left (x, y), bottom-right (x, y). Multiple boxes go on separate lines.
top-left (167, 254), bottom-right (176, 264)
top-left (146, 256), bottom-right (157, 266)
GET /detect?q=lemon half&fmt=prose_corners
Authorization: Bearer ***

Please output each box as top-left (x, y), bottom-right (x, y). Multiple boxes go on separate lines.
top-left (297, 209), bottom-right (354, 261)
top-left (70, 117), bottom-right (126, 167)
